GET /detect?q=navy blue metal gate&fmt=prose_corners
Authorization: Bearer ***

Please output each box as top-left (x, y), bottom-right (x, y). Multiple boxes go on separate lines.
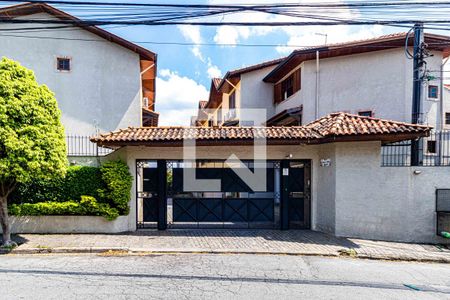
top-left (168, 160), bottom-right (279, 228)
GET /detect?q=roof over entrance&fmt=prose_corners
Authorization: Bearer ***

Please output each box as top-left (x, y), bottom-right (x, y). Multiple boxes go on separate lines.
top-left (92, 113), bottom-right (430, 147)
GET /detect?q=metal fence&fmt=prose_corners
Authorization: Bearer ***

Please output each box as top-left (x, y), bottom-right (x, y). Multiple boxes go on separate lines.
top-left (381, 131), bottom-right (450, 167)
top-left (66, 135), bottom-right (113, 157)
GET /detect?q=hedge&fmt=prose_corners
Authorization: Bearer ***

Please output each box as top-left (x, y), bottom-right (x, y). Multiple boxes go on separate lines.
top-left (10, 160), bottom-right (132, 219)
top-left (98, 160), bottom-right (133, 215)
top-left (11, 166), bottom-right (103, 203)
top-left (9, 196), bottom-right (119, 221)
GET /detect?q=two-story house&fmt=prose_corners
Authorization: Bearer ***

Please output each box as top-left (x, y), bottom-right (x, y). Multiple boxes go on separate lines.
top-left (0, 2), bottom-right (158, 157)
top-left (89, 32), bottom-right (450, 243)
top-left (198, 33), bottom-right (450, 131)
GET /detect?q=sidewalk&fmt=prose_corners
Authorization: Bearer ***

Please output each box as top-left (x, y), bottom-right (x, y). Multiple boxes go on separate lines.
top-left (5, 230), bottom-right (450, 263)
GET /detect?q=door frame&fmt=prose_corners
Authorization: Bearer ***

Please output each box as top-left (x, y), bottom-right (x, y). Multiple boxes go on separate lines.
top-left (280, 159), bottom-right (311, 230)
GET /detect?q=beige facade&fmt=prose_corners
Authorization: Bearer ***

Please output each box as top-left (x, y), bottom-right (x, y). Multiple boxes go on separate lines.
top-left (106, 141), bottom-right (449, 244)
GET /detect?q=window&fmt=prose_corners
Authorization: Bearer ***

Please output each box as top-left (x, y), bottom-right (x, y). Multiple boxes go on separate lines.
top-left (229, 91), bottom-right (236, 109)
top-left (281, 75), bottom-right (294, 100)
top-left (427, 140), bottom-right (437, 154)
top-left (274, 68), bottom-right (301, 104)
top-left (358, 110), bottom-right (373, 117)
top-left (446, 113), bottom-right (450, 125)
top-left (56, 57), bottom-right (71, 71)
top-left (428, 85), bottom-right (438, 99)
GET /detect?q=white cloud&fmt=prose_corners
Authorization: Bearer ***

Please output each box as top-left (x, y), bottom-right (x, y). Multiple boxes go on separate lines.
top-left (214, 25), bottom-right (250, 45)
top-left (206, 58), bottom-right (222, 78)
top-left (276, 25), bottom-right (385, 54)
top-left (207, 0), bottom-right (387, 53)
top-left (178, 25), bottom-right (204, 61)
top-left (157, 69), bottom-right (209, 126)
top-left (207, 64), bottom-right (222, 79)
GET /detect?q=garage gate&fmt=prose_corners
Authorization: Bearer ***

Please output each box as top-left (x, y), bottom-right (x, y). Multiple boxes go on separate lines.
top-left (136, 160), bottom-right (310, 230)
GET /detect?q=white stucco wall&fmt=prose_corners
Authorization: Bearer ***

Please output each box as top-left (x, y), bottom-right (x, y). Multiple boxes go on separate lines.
top-left (275, 48), bottom-right (444, 125)
top-left (107, 141), bottom-right (450, 244)
top-left (240, 66), bottom-right (276, 122)
top-left (333, 142), bottom-right (450, 244)
top-left (0, 13), bottom-right (142, 136)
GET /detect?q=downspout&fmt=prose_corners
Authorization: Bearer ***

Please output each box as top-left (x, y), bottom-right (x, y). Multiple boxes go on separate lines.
top-left (437, 56), bottom-right (449, 165)
top-left (439, 57), bottom-right (449, 131)
top-left (315, 50), bottom-right (320, 119)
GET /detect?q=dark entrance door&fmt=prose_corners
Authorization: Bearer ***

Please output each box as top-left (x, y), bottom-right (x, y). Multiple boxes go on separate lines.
top-left (168, 160), bottom-right (279, 229)
top-left (280, 160), bottom-right (311, 229)
top-left (137, 160), bottom-right (166, 229)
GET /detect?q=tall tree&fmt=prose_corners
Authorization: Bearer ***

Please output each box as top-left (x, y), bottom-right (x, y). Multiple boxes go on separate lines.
top-left (0, 57), bottom-right (67, 246)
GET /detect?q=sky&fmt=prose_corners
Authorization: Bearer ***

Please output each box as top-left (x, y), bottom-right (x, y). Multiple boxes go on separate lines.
top-left (1, 0), bottom-right (442, 126)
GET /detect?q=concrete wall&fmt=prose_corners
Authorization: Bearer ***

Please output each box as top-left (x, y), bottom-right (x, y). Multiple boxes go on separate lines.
top-left (333, 142), bottom-right (450, 244)
top-left (0, 12), bottom-right (142, 136)
top-left (315, 143), bottom-right (336, 234)
top-left (108, 141), bottom-right (450, 244)
top-left (3, 216), bottom-right (131, 234)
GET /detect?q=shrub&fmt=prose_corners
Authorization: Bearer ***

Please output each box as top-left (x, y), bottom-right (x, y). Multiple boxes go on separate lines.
top-left (98, 160), bottom-right (132, 215)
top-left (9, 196), bottom-right (119, 221)
top-left (11, 166), bottom-right (103, 204)
top-left (10, 160), bottom-right (132, 217)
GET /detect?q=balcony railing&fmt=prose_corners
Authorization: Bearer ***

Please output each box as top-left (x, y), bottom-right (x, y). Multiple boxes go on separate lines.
top-left (381, 131), bottom-right (450, 167)
top-left (66, 135), bottom-right (113, 157)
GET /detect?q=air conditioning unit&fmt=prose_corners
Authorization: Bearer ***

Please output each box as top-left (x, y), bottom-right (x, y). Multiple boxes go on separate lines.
top-left (143, 97), bottom-right (149, 108)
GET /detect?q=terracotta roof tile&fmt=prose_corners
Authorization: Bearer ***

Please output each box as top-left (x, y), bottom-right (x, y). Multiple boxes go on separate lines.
top-left (305, 112), bottom-right (430, 137)
top-left (92, 113), bottom-right (430, 146)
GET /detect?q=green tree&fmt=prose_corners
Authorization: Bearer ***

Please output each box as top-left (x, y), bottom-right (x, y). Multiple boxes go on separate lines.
top-left (0, 57), bottom-right (67, 246)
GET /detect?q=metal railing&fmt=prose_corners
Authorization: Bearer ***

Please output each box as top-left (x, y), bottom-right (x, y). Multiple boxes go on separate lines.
top-left (66, 135), bottom-right (113, 157)
top-left (382, 131), bottom-right (450, 167)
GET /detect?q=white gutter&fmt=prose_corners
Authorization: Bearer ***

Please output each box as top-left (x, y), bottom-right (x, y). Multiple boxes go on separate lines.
top-left (315, 50), bottom-right (320, 119)
top-left (439, 57), bottom-right (449, 131)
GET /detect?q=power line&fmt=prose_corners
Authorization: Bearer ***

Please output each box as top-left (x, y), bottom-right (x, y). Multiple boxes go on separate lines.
top-left (2, 31), bottom-right (450, 49)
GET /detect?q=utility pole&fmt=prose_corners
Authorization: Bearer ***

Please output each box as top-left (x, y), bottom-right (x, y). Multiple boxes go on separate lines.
top-left (411, 22), bottom-right (424, 166)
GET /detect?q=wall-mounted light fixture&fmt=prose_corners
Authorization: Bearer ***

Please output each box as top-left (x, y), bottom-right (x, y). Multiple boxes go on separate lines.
top-left (286, 154), bottom-right (293, 159)
top-left (413, 170), bottom-right (422, 175)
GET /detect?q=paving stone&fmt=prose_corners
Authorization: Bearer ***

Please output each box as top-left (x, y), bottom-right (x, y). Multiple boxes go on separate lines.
top-left (8, 230), bottom-right (450, 262)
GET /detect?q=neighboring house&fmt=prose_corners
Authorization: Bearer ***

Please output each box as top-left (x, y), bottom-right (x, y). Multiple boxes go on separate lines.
top-left (197, 33), bottom-right (450, 130)
top-left (0, 2), bottom-right (158, 157)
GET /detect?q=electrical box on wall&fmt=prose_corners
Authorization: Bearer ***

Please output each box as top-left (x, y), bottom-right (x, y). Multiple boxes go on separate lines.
top-left (320, 158), bottom-right (331, 167)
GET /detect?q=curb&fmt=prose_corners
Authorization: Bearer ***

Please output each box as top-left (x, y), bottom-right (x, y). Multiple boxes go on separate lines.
top-left (8, 247), bottom-right (450, 263)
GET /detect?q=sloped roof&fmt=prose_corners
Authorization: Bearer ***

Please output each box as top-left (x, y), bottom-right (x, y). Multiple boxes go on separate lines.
top-left (264, 32), bottom-right (450, 83)
top-left (92, 112), bottom-right (430, 147)
top-left (0, 2), bottom-right (156, 60)
top-left (306, 112), bottom-right (429, 138)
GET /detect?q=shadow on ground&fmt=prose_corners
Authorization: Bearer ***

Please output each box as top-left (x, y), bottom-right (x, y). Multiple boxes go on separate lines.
top-left (0, 235), bottom-right (28, 254)
top-left (128, 229), bottom-right (360, 249)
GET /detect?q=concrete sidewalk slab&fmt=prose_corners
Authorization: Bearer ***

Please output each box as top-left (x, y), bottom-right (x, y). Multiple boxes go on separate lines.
top-left (5, 230), bottom-right (450, 263)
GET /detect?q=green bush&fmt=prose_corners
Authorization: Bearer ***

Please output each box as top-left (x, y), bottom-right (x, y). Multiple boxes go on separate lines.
top-left (9, 196), bottom-right (119, 221)
top-left (10, 160), bottom-right (132, 217)
top-left (11, 166), bottom-right (103, 204)
top-left (98, 160), bottom-right (133, 215)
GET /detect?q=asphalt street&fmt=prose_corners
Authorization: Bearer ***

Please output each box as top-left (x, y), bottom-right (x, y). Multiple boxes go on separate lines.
top-left (0, 253), bottom-right (449, 299)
